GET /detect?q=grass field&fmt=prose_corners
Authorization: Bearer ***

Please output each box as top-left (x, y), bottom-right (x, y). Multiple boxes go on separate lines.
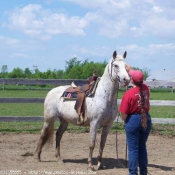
top-left (0, 89), bottom-right (175, 135)
top-left (0, 90), bottom-right (174, 118)
top-left (0, 104), bottom-right (175, 118)
top-left (0, 121), bottom-right (175, 136)
top-left (0, 89), bottom-right (175, 99)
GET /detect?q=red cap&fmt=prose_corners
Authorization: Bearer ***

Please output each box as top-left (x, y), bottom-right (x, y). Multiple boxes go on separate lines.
top-left (129, 69), bottom-right (144, 83)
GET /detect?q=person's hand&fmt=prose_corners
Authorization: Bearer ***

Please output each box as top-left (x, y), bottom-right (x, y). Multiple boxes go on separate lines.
top-left (125, 64), bottom-right (131, 72)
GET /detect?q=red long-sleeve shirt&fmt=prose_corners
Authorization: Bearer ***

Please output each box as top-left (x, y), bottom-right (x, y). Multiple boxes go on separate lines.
top-left (120, 84), bottom-right (150, 115)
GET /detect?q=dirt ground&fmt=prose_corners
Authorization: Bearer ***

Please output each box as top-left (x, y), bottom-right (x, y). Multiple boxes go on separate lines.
top-left (0, 132), bottom-right (175, 175)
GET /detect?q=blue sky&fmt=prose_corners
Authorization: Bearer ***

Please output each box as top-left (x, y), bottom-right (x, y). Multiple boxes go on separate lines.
top-left (0, 0), bottom-right (175, 80)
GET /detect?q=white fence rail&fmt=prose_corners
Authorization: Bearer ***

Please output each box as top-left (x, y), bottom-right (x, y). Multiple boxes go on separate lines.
top-left (0, 78), bottom-right (175, 124)
top-left (0, 98), bottom-right (174, 124)
top-left (0, 78), bottom-right (175, 88)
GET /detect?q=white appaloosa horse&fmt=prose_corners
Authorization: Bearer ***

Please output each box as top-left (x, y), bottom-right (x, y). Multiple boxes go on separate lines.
top-left (35, 51), bottom-right (130, 171)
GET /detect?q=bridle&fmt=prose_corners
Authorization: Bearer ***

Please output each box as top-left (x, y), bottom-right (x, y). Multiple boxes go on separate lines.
top-left (108, 59), bottom-right (121, 89)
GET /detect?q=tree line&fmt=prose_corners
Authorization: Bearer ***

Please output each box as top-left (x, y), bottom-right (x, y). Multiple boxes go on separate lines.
top-left (0, 58), bottom-right (150, 80)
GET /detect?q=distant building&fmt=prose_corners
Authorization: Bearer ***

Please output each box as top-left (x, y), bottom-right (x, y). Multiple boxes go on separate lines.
top-left (170, 78), bottom-right (175, 82)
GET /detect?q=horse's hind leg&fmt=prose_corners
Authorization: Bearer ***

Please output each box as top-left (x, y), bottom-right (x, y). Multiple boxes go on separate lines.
top-left (97, 123), bottom-right (113, 170)
top-left (55, 118), bottom-right (68, 161)
top-left (34, 119), bottom-right (54, 162)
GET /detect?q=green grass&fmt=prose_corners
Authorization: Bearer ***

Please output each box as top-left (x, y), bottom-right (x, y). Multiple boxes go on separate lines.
top-left (0, 90), bottom-right (175, 100)
top-left (0, 103), bottom-right (43, 116)
top-left (0, 89), bottom-right (175, 135)
top-left (0, 122), bottom-right (44, 133)
top-left (0, 104), bottom-right (174, 118)
top-left (0, 121), bottom-right (91, 133)
top-left (149, 92), bottom-right (175, 100)
top-left (150, 106), bottom-right (175, 118)
top-left (118, 90), bottom-right (175, 100)
top-left (0, 84), bottom-right (54, 91)
top-left (0, 90), bottom-right (48, 98)
top-left (0, 122), bottom-right (174, 137)
top-left (0, 89), bottom-right (174, 118)
top-left (151, 124), bottom-right (175, 137)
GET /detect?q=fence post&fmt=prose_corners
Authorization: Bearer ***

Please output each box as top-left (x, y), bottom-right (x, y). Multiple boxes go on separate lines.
top-left (28, 84), bottom-right (30, 90)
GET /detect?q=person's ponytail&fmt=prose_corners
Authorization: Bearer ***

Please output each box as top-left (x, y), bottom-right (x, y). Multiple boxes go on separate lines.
top-left (136, 81), bottom-right (147, 130)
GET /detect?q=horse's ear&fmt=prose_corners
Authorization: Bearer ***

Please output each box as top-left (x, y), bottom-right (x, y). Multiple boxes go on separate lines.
top-left (123, 51), bottom-right (127, 59)
top-left (113, 51), bottom-right (117, 59)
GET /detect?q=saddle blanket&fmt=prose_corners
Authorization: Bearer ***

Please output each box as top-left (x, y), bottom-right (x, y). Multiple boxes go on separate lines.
top-left (62, 92), bottom-right (77, 99)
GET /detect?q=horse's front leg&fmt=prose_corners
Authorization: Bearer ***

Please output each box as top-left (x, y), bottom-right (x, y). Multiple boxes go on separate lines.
top-left (97, 123), bottom-right (113, 170)
top-left (88, 122), bottom-right (98, 171)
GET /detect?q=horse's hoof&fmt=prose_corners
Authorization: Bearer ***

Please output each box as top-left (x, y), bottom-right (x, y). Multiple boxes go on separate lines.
top-left (34, 152), bottom-right (41, 162)
top-left (34, 155), bottom-right (41, 162)
top-left (97, 163), bottom-right (106, 170)
top-left (57, 158), bottom-right (64, 165)
top-left (87, 166), bottom-right (96, 171)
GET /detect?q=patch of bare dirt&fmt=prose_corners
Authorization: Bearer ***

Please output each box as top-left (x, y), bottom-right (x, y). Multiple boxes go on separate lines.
top-left (0, 132), bottom-right (175, 175)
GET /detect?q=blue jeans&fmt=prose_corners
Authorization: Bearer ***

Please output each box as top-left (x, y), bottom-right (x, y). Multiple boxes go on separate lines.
top-left (125, 113), bottom-right (152, 175)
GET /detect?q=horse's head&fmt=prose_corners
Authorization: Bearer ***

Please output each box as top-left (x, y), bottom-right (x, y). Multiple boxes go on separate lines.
top-left (109, 50), bottom-right (130, 87)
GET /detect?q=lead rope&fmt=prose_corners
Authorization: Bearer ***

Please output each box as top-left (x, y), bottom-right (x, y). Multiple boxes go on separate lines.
top-left (116, 111), bottom-right (128, 168)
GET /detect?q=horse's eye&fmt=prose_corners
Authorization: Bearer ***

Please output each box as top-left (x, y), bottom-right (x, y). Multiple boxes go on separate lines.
top-left (114, 65), bottom-right (118, 68)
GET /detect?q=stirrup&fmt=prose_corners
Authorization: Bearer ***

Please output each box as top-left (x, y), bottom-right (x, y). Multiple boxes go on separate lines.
top-left (77, 114), bottom-right (84, 125)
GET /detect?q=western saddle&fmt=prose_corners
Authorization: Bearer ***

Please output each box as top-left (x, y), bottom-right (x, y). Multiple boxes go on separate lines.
top-left (62, 74), bottom-right (100, 125)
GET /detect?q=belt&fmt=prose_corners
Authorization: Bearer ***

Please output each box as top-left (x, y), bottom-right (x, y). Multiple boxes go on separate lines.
top-left (129, 112), bottom-right (149, 115)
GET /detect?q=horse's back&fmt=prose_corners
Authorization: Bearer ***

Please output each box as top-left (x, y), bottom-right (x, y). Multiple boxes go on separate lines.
top-left (43, 86), bottom-right (70, 119)
top-left (45, 85), bottom-right (69, 100)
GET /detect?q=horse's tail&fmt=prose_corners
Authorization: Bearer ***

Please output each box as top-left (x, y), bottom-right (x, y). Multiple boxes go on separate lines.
top-left (41, 118), bottom-right (55, 148)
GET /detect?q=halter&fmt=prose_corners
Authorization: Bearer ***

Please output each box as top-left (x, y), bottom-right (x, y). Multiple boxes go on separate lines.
top-left (108, 59), bottom-right (121, 89)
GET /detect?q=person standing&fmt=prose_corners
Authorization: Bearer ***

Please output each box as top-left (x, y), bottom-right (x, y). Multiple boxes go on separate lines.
top-left (120, 67), bottom-right (152, 175)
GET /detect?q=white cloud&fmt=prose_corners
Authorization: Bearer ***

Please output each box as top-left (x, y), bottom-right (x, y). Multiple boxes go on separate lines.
top-left (149, 43), bottom-right (175, 50)
top-left (4, 4), bottom-right (89, 40)
top-left (0, 35), bottom-right (21, 45)
top-left (1, 0), bottom-right (175, 73)
top-left (141, 17), bottom-right (175, 39)
top-left (4, 1), bottom-right (175, 40)
top-left (98, 20), bottom-right (129, 37)
top-left (152, 6), bottom-right (163, 13)
top-left (10, 53), bottom-right (31, 58)
top-left (71, 45), bottom-right (110, 58)
top-left (115, 43), bottom-right (175, 65)
top-left (61, 0), bottom-right (175, 39)
top-left (61, 0), bottom-right (131, 10)
top-left (122, 43), bottom-right (175, 55)
top-left (149, 43), bottom-right (175, 55)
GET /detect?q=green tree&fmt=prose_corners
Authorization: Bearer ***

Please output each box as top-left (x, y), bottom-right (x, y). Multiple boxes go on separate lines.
top-left (67, 64), bottom-right (83, 79)
top-left (8, 67), bottom-right (24, 78)
top-left (142, 68), bottom-right (151, 80)
top-left (33, 69), bottom-right (43, 79)
top-left (64, 57), bottom-right (81, 78)
top-left (0, 65), bottom-right (8, 78)
top-left (24, 68), bottom-right (32, 78)
top-left (81, 61), bottom-right (107, 78)
top-left (55, 70), bottom-right (64, 79)
top-left (63, 57), bottom-right (108, 79)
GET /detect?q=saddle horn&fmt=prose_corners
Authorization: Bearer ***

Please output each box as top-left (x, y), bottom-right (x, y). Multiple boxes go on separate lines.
top-left (123, 51), bottom-right (127, 59)
top-left (113, 51), bottom-right (117, 59)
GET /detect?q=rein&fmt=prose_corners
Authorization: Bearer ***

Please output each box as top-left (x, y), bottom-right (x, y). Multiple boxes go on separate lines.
top-left (116, 104), bottom-right (128, 168)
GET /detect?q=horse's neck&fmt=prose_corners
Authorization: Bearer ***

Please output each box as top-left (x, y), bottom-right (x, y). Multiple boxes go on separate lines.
top-left (96, 65), bottom-right (119, 101)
